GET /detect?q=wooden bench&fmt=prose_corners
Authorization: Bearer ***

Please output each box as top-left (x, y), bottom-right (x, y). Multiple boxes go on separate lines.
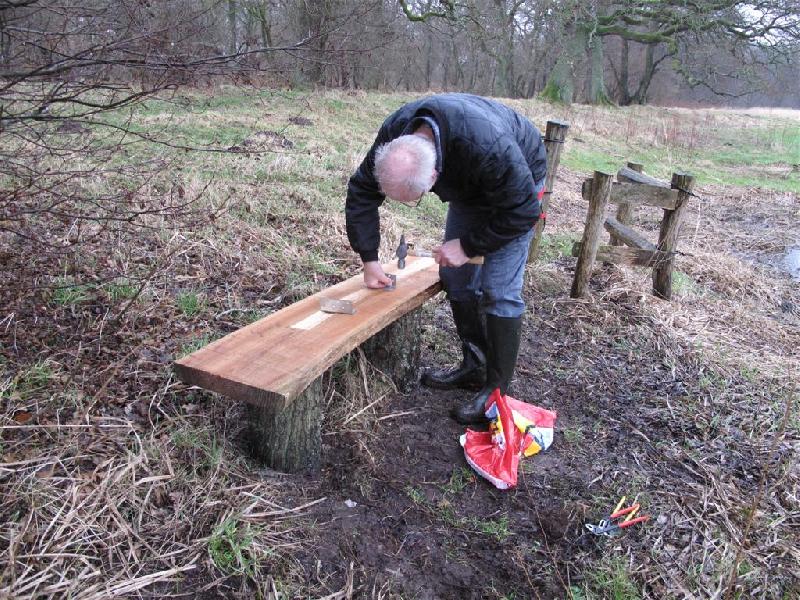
top-left (174, 256), bottom-right (441, 472)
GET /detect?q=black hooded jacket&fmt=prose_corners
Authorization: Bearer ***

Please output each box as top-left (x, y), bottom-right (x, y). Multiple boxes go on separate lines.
top-left (345, 93), bottom-right (547, 263)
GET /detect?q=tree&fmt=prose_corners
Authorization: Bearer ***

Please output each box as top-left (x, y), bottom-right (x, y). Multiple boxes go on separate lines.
top-left (0, 0), bottom-right (320, 271)
top-left (541, 0), bottom-right (800, 105)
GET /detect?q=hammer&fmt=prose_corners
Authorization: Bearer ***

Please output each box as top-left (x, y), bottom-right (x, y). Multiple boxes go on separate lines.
top-left (396, 234), bottom-right (484, 268)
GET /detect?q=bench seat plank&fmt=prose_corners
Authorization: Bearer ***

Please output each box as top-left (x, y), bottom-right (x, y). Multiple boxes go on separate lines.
top-left (174, 256), bottom-right (441, 409)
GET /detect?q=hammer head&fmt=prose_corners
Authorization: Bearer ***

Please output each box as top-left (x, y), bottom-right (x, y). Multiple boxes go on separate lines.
top-left (395, 233), bottom-right (408, 269)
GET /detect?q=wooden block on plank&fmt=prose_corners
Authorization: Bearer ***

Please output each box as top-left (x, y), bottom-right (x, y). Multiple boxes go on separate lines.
top-left (604, 216), bottom-right (656, 251)
top-left (174, 255), bottom-right (441, 410)
top-left (572, 243), bottom-right (673, 267)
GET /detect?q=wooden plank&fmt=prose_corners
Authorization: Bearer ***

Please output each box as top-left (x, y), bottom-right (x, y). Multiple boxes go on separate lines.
top-left (571, 243), bottom-right (673, 267)
top-left (604, 216), bottom-right (656, 251)
top-left (610, 182), bottom-right (679, 209)
top-left (581, 178), bottom-right (679, 210)
top-left (528, 119), bottom-right (570, 263)
top-left (289, 257), bottom-right (432, 331)
top-left (617, 166), bottom-right (669, 188)
top-left (174, 255), bottom-right (441, 409)
top-left (653, 172), bottom-right (695, 300)
top-left (571, 171), bottom-right (614, 298)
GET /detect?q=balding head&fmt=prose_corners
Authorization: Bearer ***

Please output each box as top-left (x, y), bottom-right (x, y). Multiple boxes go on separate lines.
top-left (374, 134), bottom-right (437, 205)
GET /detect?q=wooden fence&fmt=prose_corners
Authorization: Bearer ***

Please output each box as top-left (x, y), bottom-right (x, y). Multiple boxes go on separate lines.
top-left (570, 162), bottom-right (696, 300)
top-left (528, 119), bottom-right (570, 263)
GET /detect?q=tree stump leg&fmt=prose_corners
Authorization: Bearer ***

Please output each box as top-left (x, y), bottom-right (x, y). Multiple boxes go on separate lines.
top-left (245, 308), bottom-right (423, 472)
top-left (359, 308), bottom-right (423, 393)
top-left (246, 377), bottom-right (323, 472)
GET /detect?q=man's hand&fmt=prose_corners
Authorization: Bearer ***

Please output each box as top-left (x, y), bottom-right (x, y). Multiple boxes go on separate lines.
top-left (433, 239), bottom-right (469, 267)
top-left (363, 261), bottom-right (392, 288)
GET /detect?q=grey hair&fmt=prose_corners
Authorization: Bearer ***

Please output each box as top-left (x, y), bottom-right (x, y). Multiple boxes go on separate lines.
top-left (373, 134), bottom-right (436, 199)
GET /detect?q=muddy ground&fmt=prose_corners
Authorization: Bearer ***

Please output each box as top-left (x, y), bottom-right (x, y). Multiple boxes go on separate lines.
top-left (239, 178), bottom-right (799, 599)
top-left (2, 121), bottom-right (798, 598)
top-left (240, 259), bottom-right (797, 598)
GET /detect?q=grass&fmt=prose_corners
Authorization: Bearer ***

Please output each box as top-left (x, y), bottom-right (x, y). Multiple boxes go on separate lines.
top-left (2, 361), bottom-right (56, 401)
top-left (580, 558), bottom-right (642, 600)
top-left (105, 279), bottom-right (138, 301)
top-left (176, 291), bottom-right (205, 317)
top-left (440, 466), bottom-right (476, 495)
top-left (466, 515), bottom-right (512, 541)
top-left (547, 105), bottom-right (800, 193)
top-left (671, 270), bottom-right (698, 296)
top-left (178, 334), bottom-right (215, 358)
top-left (562, 426), bottom-right (584, 445)
top-left (407, 477), bottom-right (512, 543)
top-left (171, 426), bottom-right (223, 471)
top-left (4, 87), bottom-right (799, 598)
top-left (537, 233), bottom-right (579, 262)
top-left (208, 517), bottom-right (257, 577)
top-left (49, 277), bottom-right (92, 306)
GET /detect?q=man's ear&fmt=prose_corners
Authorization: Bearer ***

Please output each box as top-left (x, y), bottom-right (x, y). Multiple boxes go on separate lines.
top-left (429, 169), bottom-right (439, 189)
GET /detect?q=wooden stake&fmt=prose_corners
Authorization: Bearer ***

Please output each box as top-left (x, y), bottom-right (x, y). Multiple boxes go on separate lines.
top-left (571, 171), bottom-right (614, 298)
top-left (653, 172), bottom-right (695, 300)
top-left (611, 161), bottom-right (644, 246)
top-left (528, 120), bottom-right (570, 263)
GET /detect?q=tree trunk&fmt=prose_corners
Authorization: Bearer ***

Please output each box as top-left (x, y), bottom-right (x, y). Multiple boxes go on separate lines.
top-left (496, 26), bottom-right (515, 97)
top-left (618, 38), bottom-right (632, 105)
top-left (450, 39), bottom-right (463, 88)
top-left (247, 377), bottom-right (324, 472)
top-left (634, 44), bottom-right (657, 104)
top-left (587, 32), bottom-right (612, 105)
top-left (256, 3), bottom-right (273, 47)
top-left (227, 1), bottom-right (238, 54)
top-left (425, 32), bottom-right (433, 90)
top-left (541, 20), bottom-right (588, 104)
top-left (359, 309), bottom-right (423, 393)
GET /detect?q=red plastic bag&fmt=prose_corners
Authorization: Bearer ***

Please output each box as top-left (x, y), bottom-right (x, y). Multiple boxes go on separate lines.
top-left (460, 389), bottom-right (556, 489)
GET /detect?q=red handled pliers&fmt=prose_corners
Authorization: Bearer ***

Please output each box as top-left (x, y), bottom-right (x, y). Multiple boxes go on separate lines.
top-left (585, 496), bottom-right (650, 537)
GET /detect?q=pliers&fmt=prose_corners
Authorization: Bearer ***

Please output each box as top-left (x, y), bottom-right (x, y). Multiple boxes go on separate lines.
top-left (585, 496), bottom-right (650, 537)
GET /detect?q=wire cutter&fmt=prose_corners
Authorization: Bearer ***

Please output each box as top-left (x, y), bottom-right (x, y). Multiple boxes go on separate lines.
top-left (585, 496), bottom-right (650, 537)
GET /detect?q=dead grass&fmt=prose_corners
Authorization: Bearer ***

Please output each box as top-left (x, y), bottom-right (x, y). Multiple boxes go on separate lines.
top-left (0, 402), bottom-right (324, 598)
top-left (529, 140), bottom-right (798, 596)
top-left (2, 87), bottom-right (799, 598)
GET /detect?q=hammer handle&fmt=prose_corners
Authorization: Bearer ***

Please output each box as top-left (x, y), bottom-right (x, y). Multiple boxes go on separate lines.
top-left (410, 251), bottom-right (484, 265)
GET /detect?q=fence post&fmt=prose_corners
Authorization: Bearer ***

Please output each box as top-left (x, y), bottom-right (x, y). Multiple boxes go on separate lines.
top-left (653, 172), bottom-right (695, 300)
top-left (571, 171), bottom-right (614, 298)
top-left (528, 119), bottom-right (570, 263)
top-left (611, 161), bottom-right (643, 246)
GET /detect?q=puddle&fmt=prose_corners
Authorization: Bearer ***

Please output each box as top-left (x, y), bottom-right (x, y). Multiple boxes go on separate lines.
top-left (733, 244), bottom-right (800, 280)
top-left (784, 246), bottom-right (800, 280)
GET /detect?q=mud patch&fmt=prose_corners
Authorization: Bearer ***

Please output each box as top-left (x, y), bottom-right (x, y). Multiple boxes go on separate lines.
top-left (228, 130), bottom-right (294, 152)
top-left (782, 245), bottom-right (800, 279)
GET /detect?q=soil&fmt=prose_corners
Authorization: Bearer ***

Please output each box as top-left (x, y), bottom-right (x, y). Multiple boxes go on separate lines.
top-left (275, 270), bottom-right (697, 599)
